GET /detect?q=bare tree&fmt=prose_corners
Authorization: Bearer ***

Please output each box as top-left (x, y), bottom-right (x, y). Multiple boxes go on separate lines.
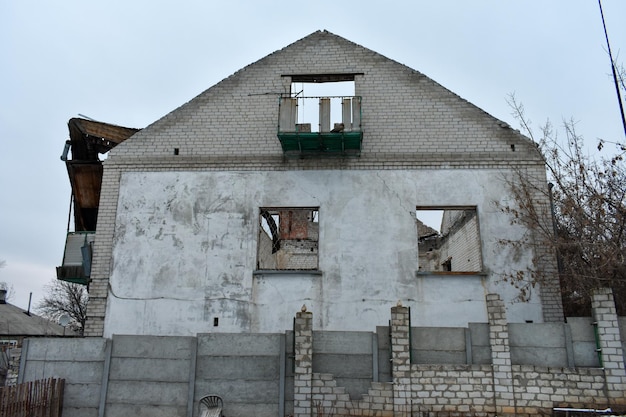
top-left (35, 280), bottom-right (88, 335)
top-left (500, 94), bottom-right (626, 315)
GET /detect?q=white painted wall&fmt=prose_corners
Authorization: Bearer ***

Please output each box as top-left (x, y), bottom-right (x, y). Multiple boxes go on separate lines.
top-left (103, 168), bottom-right (541, 337)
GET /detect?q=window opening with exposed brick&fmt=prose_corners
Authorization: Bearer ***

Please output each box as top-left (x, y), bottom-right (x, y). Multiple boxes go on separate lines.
top-left (258, 208), bottom-right (319, 270)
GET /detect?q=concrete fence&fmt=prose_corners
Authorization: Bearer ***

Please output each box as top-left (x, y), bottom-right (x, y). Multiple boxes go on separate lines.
top-left (17, 289), bottom-right (626, 417)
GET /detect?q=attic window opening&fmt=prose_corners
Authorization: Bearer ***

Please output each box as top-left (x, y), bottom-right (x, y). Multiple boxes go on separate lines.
top-left (257, 208), bottom-right (319, 270)
top-left (277, 74), bottom-right (362, 157)
top-left (289, 79), bottom-right (356, 133)
top-left (416, 207), bottom-right (483, 273)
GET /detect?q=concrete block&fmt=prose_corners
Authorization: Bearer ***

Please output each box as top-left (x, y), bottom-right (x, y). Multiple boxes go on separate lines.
top-left (196, 355), bottom-right (279, 380)
top-left (60, 407), bottom-right (99, 417)
top-left (197, 333), bottom-right (280, 356)
top-left (25, 338), bottom-right (107, 361)
top-left (105, 403), bottom-right (186, 417)
top-left (313, 354), bottom-right (372, 378)
top-left (412, 327), bottom-right (466, 350)
top-left (469, 323), bottom-right (490, 346)
top-left (23, 360), bottom-right (103, 384)
top-left (109, 357), bottom-right (191, 382)
top-left (106, 381), bottom-right (188, 406)
top-left (510, 347), bottom-right (568, 367)
top-left (412, 349), bottom-right (467, 364)
top-left (313, 331), bottom-right (373, 354)
top-left (471, 346), bottom-right (492, 365)
top-left (62, 383), bottom-right (102, 408)
top-left (509, 323), bottom-right (566, 347)
top-left (218, 402), bottom-right (278, 417)
top-left (111, 335), bottom-right (194, 359)
top-left (194, 379), bottom-right (279, 403)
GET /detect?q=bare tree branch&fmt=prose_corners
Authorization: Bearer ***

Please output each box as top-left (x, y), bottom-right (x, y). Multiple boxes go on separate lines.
top-left (500, 97), bottom-right (626, 315)
top-left (35, 280), bottom-right (88, 335)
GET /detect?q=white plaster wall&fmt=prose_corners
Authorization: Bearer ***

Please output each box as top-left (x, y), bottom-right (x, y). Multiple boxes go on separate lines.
top-left (103, 168), bottom-right (542, 337)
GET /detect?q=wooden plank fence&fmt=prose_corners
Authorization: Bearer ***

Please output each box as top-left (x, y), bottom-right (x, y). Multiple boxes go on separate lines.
top-left (0, 378), bottom-right (64, 417)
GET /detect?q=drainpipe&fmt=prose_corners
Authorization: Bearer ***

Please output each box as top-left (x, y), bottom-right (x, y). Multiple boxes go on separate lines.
top-left (592, 319), bottom-right (603, 368)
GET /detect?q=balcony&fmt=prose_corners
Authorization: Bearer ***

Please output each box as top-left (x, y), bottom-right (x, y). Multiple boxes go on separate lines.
top-left (56, 232), bottom-right (95, 285)
top-left (277, 95), bottom-right (362, 157)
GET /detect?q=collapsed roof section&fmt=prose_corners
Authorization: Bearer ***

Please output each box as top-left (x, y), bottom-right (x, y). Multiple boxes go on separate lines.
top-left (63, 118), bottom-right (140, 231)
top-left (57, 118), bottom-right (139, 285)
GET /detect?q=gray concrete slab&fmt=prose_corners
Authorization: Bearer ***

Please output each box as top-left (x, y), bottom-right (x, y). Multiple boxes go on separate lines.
top-left (62, 383), bottom-right (102, 408)
top-left (106, 380), bottom-right (188, 405)
top-left (509, 323), bottom-right (566, 347)
top-left (23, 360), bottom-right (103, 384)
top-left (313, 354), bottom-right (373, 378)
top-left (566, 317), bottom-right (596, 341)
top-left (25, 338), bottom-right (107, 361)
top-left (510, 346), bottom-right (568, 367)
top-left (313, 331), bottom-right (373, 354)
top-left (197, 333), bottom-right (281, 356)
top-left (105, 403), bottom-right (186, 417)
top-left (411, 327), bottom-right (466, 350)
top-left (112, 335), bottom-right (194, 359)
top-left (109, 357), bottom-right (191, 382)
top-left (196, 355), bottom-right (279, 380)
top-left (194, 379), bottom-right (279, 403)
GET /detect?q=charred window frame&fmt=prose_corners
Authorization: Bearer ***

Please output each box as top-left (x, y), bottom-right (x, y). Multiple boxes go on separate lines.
top-left (416, 206), bottom-right (483, 273)
top-left (257, 208), bottom-right (319, 270)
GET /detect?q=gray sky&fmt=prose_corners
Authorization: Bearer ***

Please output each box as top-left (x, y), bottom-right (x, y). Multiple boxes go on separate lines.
top-left (1, 1), bottom-right (624, 310)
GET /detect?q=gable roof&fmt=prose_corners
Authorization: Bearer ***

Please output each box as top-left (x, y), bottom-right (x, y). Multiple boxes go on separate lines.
top-left (107, 30), bottom-right (538, 163)
top-left (0, 302), bottom-right (65, 337)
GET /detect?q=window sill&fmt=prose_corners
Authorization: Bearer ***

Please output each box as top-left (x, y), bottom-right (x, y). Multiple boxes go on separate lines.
top-left (416, 271), bottom-right (487, 277)
top-left (253, 270), bottom-right (323, 276)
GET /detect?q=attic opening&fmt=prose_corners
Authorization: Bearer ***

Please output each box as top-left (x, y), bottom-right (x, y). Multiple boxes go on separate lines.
top-left (416, 207), bottom-right (483, 273)
top-left (277, 74), bottom-right (362, 157)
top-left (257, 208), bottom-right (319, 270)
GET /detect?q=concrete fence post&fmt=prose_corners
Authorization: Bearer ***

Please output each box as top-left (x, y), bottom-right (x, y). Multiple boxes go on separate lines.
top-left (591, 288), bottom-right (626, 407)
top-left (486, 293), bottom-right (515, 416)
top-left (293, 309), bottom-right (313, 417)
top-left (391, 304), bottom-right (411, 416)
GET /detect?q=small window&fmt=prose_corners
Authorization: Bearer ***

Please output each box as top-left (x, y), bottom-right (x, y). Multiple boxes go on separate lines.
top-left (257, 208), bottom-right (319, 270)
top-left (416, 207), bottom-right (482, 273)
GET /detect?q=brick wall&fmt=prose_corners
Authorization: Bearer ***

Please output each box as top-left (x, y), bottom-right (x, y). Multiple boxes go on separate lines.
top-left (290, 291), bottom-right (626, 417)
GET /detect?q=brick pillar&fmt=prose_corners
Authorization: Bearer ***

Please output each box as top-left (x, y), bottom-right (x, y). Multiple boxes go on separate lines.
top-left (486, 293), bottom-right (515, 416)
top-left (391, 304), bottom-right (411, 416)
top-left (591, 288), bottom-right (626, 406)
top-left (294, 309), bottom-right (313, 417)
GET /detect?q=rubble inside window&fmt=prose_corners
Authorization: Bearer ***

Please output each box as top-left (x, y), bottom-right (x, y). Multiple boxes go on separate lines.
top-left (416, 207), bottom-right (483, 273)
top-left (257, 208), bottom-right (319, 270)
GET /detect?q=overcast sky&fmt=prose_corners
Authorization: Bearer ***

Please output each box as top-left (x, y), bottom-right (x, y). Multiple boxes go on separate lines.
top-left (1, 1), bottom-right (624, 311)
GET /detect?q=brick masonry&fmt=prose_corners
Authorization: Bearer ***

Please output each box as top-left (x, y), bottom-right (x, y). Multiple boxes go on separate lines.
top-left (292, 291), bottom-right (626, 417)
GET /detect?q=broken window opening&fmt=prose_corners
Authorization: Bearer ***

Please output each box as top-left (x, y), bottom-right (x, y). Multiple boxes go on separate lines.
top-left (258, 208), bottom-right (319, 270)
top-left (277, 74), bottom-right (362, 157)
top-left (416, 207), bottom-right (483, 273)
top-left (290, 80), bottom-right (356, 133)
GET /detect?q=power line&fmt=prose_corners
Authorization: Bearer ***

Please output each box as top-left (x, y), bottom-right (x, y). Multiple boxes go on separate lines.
top-left (598, 0), bottom-right (626, 141)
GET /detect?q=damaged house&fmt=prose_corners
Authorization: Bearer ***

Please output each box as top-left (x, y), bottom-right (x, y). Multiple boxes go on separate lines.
top-left (31, 30), bottom-right (626, 417)
top-left (55, 30), bottom-right (564, 338)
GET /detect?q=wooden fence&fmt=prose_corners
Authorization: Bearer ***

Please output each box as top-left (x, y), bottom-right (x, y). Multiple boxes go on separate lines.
top-left (0, 378), bottom-right (64, 417)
